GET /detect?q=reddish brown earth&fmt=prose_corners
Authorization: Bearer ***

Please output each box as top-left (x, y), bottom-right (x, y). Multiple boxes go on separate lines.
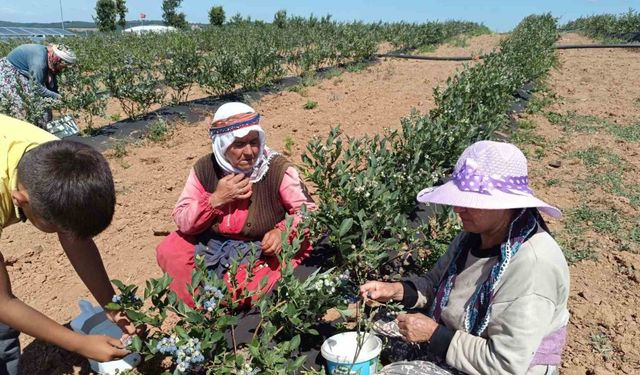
top-left (522, 33), bottom-right (640, 375)
top-left (1, 33), bottom-right (639, 374)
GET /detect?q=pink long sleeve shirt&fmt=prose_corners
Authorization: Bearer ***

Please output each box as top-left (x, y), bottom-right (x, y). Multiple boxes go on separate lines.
top-left (172, 166), bottom-right (316, 239)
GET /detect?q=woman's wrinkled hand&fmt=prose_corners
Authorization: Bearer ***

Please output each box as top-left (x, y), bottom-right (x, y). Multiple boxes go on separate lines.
top-left (396, 313), bottom-right (438, 343)
top-left (210, 173), bottom-right (252, 207)
top-left (261, 228), bottom-right (284, 256)
top-left (359, 281), bottom-right (404, 302)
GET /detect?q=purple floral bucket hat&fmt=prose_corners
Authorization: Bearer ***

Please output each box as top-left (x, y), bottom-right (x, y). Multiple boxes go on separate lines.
top-left (417, 140), bottom-right (561, 218)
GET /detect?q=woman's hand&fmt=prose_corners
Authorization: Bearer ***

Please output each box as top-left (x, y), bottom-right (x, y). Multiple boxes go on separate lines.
top-left (359, 281), bottom-right (404, 302)
top-left (75, 334), bottom-right (130, 362)
top-left (396, 313), bottom-right (439, 343)
top-left (262, 228), bottom-right (284, 256)
top-left (209, 174), bottom-right (252, 207)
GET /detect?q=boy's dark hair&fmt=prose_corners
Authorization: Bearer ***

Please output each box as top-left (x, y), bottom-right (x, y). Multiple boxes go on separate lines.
top-left (17, 140), bottom-right (116, 238)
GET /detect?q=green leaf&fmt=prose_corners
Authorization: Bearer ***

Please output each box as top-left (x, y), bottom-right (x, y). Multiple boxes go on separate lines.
top-left (104, 303), bottom-right (120, 311)
top-left (111, 279), bottom-right (127, 291)
top-left (186, 311), bottom-right (204, 325)
top-left (125, 310), bottom-right (146, 322)
top-left (167, 291), bottom-right (177, 305)
top-left (176, 300), bottom-right (187, 315)
top-left (248, 343), bottom-right (260, 359)
top-left (210, 331), bottom-right (224, 343)
top-left (159, 273), bottom-right (173, 290)
top-left (235, 354), bottom-right (244, 367)
top-left (132, 335), bottom-right (143, 352)
top-left (174, 325), bottom-right (190, 340)
top-left (144, 280), bottom-right (153, 299)
top-left (217, 315), bottom-right (238, 327)
top-left (289, 334), bottom-right (301, 350)
top-left (338, 218), bottom-right (354, 237)
top-left (191, 270), bottom-right (203, 290)
top-left (292, 355), bottom-right (307, 370)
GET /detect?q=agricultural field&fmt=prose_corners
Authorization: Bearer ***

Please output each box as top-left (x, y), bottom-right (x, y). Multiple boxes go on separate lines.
top-left (0, 18), bottom-right (488, 130)
top-left (0, 12), bottom-right (639, 375)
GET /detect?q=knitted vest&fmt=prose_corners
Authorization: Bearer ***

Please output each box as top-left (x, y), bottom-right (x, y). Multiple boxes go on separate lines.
top-left (193, 153), bottom-right (292, 240)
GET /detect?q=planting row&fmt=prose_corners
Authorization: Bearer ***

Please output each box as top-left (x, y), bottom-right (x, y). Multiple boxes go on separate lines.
top-left (0, 17), bottom-right (488, 127)
top-left (561, 9), bottom-right (640, 41)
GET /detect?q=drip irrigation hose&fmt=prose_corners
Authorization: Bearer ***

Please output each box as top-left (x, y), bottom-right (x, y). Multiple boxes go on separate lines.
top-left (376, 54), bottom-right (475, 61)
top-left (554, 44), bottom-right (640, 49)
top-left (377, 43), bottom-right (640, 61)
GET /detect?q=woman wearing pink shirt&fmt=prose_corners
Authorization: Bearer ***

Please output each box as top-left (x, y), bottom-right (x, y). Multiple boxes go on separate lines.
top-left (156, 102), bottom-right (316, 307)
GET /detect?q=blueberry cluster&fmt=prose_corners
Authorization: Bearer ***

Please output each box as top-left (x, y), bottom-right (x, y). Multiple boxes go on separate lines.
top-left (343, 294), bottom-right (360, 305)
top-left (175, 338), bottom-right (205, 373)
top-left (156, 336), bottom-right (205, 373)
top-left (111, 293), bottom-right (142, 307)
top-left (238, 363), bottom-right (260, 375)
top-left (202, 284), bottom-right (224, 312)
top-left (313, 274), bottom-right (337, 293)
top-left (156, 336), bottom-right (178, 355)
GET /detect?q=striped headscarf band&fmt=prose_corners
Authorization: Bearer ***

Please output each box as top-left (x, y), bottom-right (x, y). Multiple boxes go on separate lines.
top-left (209, 112), bottom-right (261, 138)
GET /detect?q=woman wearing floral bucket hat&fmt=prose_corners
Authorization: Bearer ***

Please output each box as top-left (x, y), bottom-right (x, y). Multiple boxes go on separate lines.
top-left (361, 140), bottom-right (569, 375)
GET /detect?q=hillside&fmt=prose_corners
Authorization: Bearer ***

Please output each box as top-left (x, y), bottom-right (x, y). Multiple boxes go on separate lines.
top-left (0, 20), bottom-right (166, 29)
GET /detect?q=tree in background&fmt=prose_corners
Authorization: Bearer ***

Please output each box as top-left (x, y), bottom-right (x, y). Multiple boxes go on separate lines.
top-left (228, 13), bottom-right (253, 25)
top-left (162, 0), bottom-right (188, 29)
top-left (274, 9), bottom-right (287, 28)
top-left (94, 0), bottom-right (117, 32)
top-left (115, 0), bottom-right (128, 29)
top-left (209, 5), bottom-right (225, 26)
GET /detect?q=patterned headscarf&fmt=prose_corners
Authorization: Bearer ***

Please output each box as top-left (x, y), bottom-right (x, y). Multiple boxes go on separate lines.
top-left (427, 208), bottom-right (543, 336)
top-left (209, 103), bottom-right (278, 183)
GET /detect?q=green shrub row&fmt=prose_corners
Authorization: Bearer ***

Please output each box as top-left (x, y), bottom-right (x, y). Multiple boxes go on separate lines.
top-left (302, 14), bottom-right (559, 283)
top-left (1, 17), bottom-right (488, 124)
top-left (561, 9), bottom-right (640, 40)
top-left (430, 13), bottom-right (558, 161)
top-left (381, 20), bottom-right (491, 51)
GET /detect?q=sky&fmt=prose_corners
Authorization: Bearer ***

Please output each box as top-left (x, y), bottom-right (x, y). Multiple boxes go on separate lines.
top-left (0, 0), bottom-right (637, 32)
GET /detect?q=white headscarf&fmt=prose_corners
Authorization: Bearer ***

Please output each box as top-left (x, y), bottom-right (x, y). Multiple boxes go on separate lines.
top-left (51, 44), bottom-right (77, 64)
top-left (210, 102), bottom-right (277, 182)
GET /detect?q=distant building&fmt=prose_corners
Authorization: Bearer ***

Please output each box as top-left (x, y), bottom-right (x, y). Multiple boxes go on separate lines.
top-left (0, 27), bottom-right (75, 40)
top-left (123, 25), bottom-right (177, 34)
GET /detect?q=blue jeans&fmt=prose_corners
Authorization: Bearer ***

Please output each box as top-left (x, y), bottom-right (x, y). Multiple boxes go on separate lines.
top-left (0, 323), bottom-right (20, 375)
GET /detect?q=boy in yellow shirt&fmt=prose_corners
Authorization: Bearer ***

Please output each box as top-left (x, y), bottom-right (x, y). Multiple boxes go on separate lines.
top-left (0, 114), bottom-right (134, 374)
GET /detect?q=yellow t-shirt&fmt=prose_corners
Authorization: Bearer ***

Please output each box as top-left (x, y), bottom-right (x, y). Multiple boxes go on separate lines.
top-left (0, 115), bottom-right (58, 235)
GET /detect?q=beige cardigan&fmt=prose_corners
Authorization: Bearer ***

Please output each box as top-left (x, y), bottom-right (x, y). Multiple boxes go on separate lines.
top-left (405, 230), bottom-right (570, 375)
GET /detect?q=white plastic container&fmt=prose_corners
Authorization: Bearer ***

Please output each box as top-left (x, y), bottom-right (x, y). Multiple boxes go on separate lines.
top-left (321, 331), bottom-right (382, 375)
top-left (70, 300), bottom-right (142, 375)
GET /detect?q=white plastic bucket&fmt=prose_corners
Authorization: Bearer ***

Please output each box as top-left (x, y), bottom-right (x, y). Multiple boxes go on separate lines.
top-left (321, 332), bottom-right (382, 375)
top-left (70, 300), bottom-right (142, 375)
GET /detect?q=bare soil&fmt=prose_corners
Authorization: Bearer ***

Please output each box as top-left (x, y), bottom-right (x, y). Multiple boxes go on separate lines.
top-left (2, 33), bottom-right (639, 374)
top-left (522, 33), bottom-right (640, 375)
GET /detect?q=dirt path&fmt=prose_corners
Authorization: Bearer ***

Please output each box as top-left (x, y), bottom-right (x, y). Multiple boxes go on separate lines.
top-left (3, 33), bottom-right (639, 374)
